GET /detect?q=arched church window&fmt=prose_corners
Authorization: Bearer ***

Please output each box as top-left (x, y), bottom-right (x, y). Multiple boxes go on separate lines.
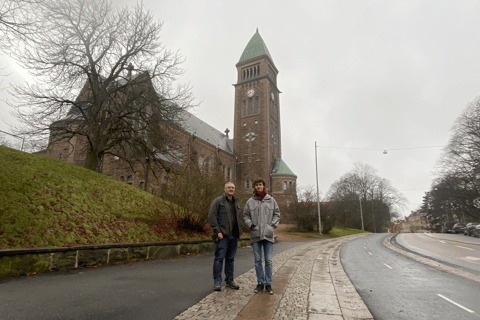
top-left (227, 167), bottom-right (231, 180)
top-left (204, 158), bottom-right (210, 173)
top-left (198, 156), bottom-right (203, 170)
top-left (257, 65), bottom-right (260, 75)
top-left (248, 98), bottom-right (253, 115)
top-left (289, 181), bottom-right (293, 189)
top-left (243, 70), bottom-right (246, 80)
top-left (246, 180), bottom-right (249, 188)
top-left (120, 176), bottom-right (124, 182)
top-left (127, 176), bottom-right (133, 185)
top-left (176, 146), bottom-right (182, 165)
top-left (255, 97), bottom-right (259, 114)
top-left (283, 181), bottom-right (287, 190)
top-left (242, 100), bottom-right (246, 117)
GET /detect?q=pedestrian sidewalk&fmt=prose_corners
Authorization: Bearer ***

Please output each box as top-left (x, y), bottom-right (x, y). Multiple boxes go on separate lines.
top-left (174, 233), bottom-right (373, 320)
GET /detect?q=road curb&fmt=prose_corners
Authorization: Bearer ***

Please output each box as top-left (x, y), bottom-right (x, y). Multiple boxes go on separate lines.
top-left (384, 234), bottom-right (480, 284)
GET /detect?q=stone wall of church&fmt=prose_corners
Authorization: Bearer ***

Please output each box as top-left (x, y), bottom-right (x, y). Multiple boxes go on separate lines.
top-left (271, 174), bottom-right (297, 222)
top-left (45, 125), bottom-right (237, 196)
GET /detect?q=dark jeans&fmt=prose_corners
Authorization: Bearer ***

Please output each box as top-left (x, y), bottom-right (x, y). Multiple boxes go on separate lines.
top-left (213, 236), bottom-right (238, 283)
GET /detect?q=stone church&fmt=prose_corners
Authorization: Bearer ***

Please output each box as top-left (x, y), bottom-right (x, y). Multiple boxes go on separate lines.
top-left (45, 29), bottom-right (297, 210)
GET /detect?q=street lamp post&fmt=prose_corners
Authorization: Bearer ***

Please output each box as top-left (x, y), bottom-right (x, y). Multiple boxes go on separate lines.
top-left (315, 141), bottom-right (322, 234)
top-left (359, 196), bottom-right (364, 231)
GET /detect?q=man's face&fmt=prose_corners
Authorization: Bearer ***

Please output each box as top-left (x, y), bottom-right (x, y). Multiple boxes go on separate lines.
top-left (255, 182), bottom-right (264, 192)
top-left (225, 184), bottom-right (235, 196)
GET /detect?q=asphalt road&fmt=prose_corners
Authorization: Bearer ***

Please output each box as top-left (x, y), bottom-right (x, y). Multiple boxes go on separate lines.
top-left (341, 233), bottom-right (480, 320)
top-left (0, 241), bottom-right (313, 320)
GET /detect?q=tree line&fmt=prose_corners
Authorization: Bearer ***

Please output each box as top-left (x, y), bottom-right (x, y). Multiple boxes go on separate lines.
top-left (289, 162), bottom-right (406, 233)
top-left (421, 97), bottom-right (480, 229)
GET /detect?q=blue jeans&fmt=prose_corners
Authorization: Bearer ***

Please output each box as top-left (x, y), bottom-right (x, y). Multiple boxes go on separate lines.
top-left (213, 236), bottom-right (238, 283)
top-left (252, 240), bottom-right (273, 285)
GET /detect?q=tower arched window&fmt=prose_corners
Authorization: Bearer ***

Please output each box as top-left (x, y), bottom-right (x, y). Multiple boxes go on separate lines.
top-left (242, 100), bottom-right (246, 117)
top-left (248, 97), bottom-right (253, 115)
top-left (198, 156), bottom-right (203, 170)
top-left (227, 167), bottom-right (231, 180)
top-left (283, 181), bottom-right (287, 190)
top-left (289, 181), bottom-right (293, 189)
top-left (255, 97), bottom-right (259, 114)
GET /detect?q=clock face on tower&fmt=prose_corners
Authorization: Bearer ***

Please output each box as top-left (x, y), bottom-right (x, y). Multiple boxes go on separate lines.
top-left (247, 89), bottom-right (255, 97)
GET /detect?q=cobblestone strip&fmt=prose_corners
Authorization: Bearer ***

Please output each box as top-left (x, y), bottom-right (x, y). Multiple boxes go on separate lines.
top-left (272, 245), bottom-right (323, 320)
top-left (384, 234), bottom-right (480, 284)
top-left (308, 235), bottom-right (374, 320)
top-left (174, 242), bottom-right (319, 320)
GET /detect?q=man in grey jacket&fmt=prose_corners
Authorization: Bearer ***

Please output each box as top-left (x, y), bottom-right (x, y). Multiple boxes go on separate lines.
top-left (208, 182), bottom-right (243, 291)
top-left (243, 179), bottom-right (280, 295)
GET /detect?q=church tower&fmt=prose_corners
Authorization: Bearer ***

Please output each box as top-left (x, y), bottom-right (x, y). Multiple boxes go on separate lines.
top-left (233, 29), bottom-right (296, 204)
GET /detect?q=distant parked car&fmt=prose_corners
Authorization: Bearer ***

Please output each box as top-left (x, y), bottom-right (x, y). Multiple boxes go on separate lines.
top-left (473, 225), bottom-right (480, 238)
top-left (452, 223), bottom-right (466, 234)
top-left (442, 221), bottom-right (456, 233)
top-left (464, 223), bottom-right (479, 236)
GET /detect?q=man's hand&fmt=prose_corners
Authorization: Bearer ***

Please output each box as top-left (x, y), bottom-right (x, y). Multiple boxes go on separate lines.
top-left (218, 233), bottom-right (223, 240)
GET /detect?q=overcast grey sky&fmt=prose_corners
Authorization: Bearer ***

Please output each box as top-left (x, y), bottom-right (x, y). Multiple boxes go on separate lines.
top-left (3, 0), bottom-right (480, 217)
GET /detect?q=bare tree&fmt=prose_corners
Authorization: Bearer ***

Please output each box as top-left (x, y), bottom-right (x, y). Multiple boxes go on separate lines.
top-left (327, 162), bottom-right (406, 232)
top-left (0, 0), bottom-right (42, 53)
top-left (432, 96), bottom-right (480, 221)
top-left (9, 0), bottom-right (195, 171)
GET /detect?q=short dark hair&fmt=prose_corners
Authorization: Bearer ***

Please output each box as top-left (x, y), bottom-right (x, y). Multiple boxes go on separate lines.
top-left (253, 179), bottom-right (266, 187)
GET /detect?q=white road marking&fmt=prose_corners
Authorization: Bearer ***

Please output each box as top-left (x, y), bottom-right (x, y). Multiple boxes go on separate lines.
top-left (437, 294), bottom-right (475, 313)
top-left (383, 263), bottom-right (392, 269)
top-left (455, 245), bottom-right (475, 251)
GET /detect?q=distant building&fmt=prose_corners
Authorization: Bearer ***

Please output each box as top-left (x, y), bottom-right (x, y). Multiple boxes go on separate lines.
top-left (397, 211), bottom-right (428, 233)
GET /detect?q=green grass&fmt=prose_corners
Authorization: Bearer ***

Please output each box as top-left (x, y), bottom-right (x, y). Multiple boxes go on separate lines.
top-left (0, 146), bottom-right (210, 249)
top-left (280, 226), bottom-right (369, 239)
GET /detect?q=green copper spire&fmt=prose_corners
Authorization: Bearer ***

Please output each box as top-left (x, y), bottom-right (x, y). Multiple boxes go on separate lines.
top-left (238, 28), bottom-right (273, 63)
top-left (271, 158), bottom-right (297, 177)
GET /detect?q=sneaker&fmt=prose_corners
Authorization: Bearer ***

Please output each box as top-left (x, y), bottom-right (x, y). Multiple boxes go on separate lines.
top-left (254, 282), bottom-right (264, 293)
top-left (226, 277), bottom-right (240, 290)
top-left (213, 282), bottom-right (222, 291)
top-left (265, 285), bottom-right (274, 295)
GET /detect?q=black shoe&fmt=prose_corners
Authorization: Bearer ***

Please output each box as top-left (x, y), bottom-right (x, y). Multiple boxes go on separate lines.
top-left (225, 277), bottom-right (240, 290)
top-left (265, 285), bottom-right (274, 295)
top-left (254, 282), bottom-right (264, 293)
top-left (213, 282), bottom-right (222, 291)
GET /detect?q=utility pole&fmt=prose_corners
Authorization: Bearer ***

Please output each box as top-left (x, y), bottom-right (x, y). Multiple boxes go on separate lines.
top-left (359, 196), bottom-right (364, 231)
top-left (315, 141), bottom-right (322, 234)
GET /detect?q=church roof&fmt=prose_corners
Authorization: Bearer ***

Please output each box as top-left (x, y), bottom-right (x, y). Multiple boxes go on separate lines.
top-left (239, 29), bottom-right (274, 64)
top-left (180, 111), bottom-right (234, 154)
top-left (271, 158), bottom-right (297, 177)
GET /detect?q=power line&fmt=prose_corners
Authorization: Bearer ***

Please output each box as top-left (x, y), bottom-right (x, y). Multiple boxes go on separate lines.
top-left (316, 145), bottom-right (445, 151)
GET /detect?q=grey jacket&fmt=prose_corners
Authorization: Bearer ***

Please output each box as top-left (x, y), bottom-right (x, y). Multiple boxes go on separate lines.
top-left (243, 194), bottom-right (280, 243)
top-left (208, 193), bottom-right (242, 238)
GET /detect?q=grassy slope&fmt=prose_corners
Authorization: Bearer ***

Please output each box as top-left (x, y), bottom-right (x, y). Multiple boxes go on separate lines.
top-left (280, 226), bottom-right (369, 239)
top-left (0, 146), bottom-right (209, 249)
